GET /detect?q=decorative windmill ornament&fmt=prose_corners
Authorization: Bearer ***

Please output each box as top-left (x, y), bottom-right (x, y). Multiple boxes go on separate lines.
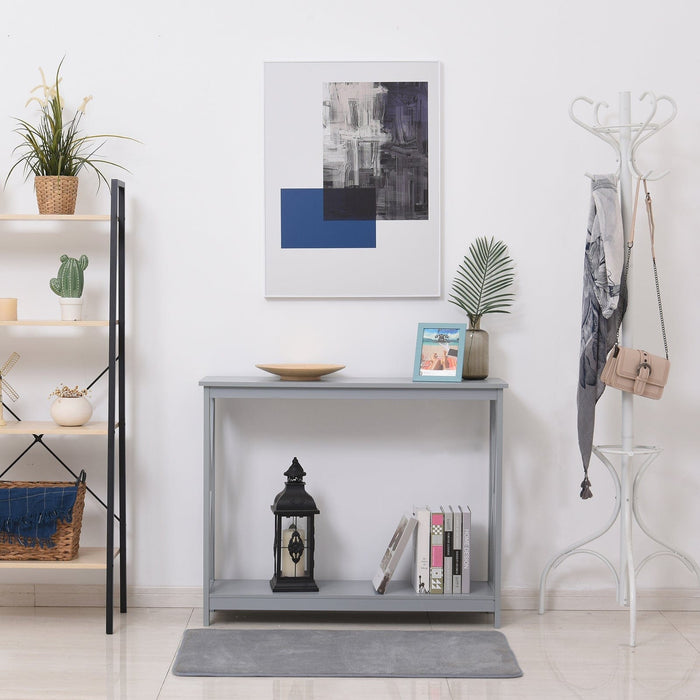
top-left (0, 352), bottom-right (20, 427)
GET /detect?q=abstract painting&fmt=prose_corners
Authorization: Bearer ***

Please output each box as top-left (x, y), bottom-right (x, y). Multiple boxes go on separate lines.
top-left (265, 62), bottom-right (440, 297)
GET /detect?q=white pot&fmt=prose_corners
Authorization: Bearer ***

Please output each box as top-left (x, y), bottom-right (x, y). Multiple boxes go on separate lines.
top-left (59, 297), bottom-right (83, 321)
top-left (50, 397), bottom-right (93, 427)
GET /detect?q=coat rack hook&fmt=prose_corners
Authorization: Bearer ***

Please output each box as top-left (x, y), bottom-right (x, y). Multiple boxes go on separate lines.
top-left (629, 93), bottom-right (677, 180)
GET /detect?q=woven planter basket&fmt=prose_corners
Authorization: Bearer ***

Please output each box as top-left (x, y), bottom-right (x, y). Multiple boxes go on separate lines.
top-left (34, 176), bottom-right (79, 215)
top-left (0, 479), bottom-right (86, 561)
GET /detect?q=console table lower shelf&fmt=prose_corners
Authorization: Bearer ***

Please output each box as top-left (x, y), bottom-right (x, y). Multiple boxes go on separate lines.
top-left (208, 579), bottom-right (495, 614)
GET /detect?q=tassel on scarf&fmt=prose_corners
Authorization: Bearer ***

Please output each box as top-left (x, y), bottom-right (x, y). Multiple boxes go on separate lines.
top-left (580, 474), bottom-right (593, 500)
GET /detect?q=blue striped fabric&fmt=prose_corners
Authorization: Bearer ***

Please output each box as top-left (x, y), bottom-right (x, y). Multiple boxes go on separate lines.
top-left (0, 485), bottom-right (78, 548)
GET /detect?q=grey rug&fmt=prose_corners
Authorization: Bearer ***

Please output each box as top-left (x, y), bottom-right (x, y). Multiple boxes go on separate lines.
top-left (172, 628), bottom-right (522, 678)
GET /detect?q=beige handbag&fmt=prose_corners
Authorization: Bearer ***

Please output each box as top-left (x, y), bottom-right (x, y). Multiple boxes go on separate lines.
top-left (601, 178), bottom-right (670, 399)
top-left (600, 345), bottom-right (669, 399)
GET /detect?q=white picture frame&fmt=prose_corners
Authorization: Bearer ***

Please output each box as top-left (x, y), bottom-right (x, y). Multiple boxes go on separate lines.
top-left (264, 61), bottom-right (441, 298)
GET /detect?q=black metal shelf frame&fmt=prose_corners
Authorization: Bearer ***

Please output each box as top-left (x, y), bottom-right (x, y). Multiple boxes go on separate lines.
top-left (0, 180), bottom-right (126, 634)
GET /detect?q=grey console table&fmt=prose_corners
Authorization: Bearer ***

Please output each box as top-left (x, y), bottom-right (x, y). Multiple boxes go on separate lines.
top-left (200, 376), bottom-right (507, 627)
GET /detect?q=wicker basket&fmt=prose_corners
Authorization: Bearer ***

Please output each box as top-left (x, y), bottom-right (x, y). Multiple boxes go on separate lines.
top-left (0, 479), bottom-right (86, 561)
top-left (34, 176), bottom-right (79, 215)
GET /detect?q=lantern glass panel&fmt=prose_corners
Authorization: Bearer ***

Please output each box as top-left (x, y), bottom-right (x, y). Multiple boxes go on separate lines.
top-left (279, 516), bottom-right (308, 578)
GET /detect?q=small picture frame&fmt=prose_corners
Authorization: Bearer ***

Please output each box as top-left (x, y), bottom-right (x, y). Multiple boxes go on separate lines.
top-left (413, 323), bottom-right (466, 382)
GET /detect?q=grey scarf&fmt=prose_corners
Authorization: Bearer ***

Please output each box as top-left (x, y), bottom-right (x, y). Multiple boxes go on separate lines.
top-left (577, 175), bottom-right (627, 498)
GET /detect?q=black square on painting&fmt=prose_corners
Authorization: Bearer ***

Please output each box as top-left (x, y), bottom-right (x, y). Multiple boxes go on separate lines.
top-left (323, 187), bottom-right (376, 221)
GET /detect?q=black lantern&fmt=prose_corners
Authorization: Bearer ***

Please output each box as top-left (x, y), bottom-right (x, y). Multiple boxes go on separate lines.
top-left (270, 457), bottom-right (319, 592)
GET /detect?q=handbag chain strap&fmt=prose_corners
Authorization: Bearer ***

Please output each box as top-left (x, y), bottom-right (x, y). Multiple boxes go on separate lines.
top-left (644, 180), bottom-right (670, 360)
top-left (614, 178), bottom-right (669, 360)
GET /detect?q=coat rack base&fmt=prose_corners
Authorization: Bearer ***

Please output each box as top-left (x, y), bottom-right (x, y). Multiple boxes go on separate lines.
top-left (538, 444), bottom-right (700, 647)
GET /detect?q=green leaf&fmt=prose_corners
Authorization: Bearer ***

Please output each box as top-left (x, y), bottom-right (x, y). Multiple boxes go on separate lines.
top-left (448, 236), bottom-right (516, 324)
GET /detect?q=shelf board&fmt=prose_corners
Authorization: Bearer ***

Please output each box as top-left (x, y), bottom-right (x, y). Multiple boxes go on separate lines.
top-left (209, 579), bottom-right (495, 613)
top-left (0, 320), bottom-right (110, 327)
top-left (0, 214), bottom-right (110, 222)
top-left (0, 421), bottom-right (112, 436)
top-left (0, 547), bottom-right (119, 570)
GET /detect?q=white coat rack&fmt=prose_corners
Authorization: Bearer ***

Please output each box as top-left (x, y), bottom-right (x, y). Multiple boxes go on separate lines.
top-left (539, 91), bottom-right (700, 647)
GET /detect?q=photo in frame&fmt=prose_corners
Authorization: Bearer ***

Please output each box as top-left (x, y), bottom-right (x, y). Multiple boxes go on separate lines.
top-left (413, 323), bottom-right (466, 382)
top-left (264, 61), bottom-right (441, 298)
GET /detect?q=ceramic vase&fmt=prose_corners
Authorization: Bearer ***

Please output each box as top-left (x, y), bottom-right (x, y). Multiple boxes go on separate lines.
top-left (462, 321), bottom-right (489, 380)
top-left (50, 397), bottom-right (93, 427)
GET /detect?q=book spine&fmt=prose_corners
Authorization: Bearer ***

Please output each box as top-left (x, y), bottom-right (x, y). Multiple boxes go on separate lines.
top-left (452, 507), bottom-right (462, 593)
top-left (429, 510), bottom-right (444, 594)
top-left (413, 507), bottom-right (431, 594)
top-left (461, 506), bottom-right (471, 594)
top-left (443, 507), bottom-right (453, 595)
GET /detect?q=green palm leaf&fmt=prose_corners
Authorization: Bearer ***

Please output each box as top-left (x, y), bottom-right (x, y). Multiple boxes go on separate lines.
top-left (449, 236), bottom-right (515, 327)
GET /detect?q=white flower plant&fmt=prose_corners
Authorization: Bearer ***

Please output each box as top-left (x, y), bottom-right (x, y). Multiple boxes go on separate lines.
top-left (6, 58), bottom-right (136, 189)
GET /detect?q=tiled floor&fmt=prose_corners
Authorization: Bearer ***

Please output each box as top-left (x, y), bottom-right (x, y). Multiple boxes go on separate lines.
top-left (2, 606), bottom-right (700, 698)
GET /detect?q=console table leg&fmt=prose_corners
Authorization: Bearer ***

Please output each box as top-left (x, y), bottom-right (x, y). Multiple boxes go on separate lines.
top-left (203, 391), bottom-right (215, 626)
top-left (486, 395), bottom-right (504, 627)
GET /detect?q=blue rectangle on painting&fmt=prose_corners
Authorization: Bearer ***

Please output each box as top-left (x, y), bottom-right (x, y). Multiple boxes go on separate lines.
top-left (281, 188), bottom-right (376, 248)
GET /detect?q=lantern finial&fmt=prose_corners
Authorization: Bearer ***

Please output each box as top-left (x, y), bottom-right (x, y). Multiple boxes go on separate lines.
top-left (284, 457), bottom-right (306, 482)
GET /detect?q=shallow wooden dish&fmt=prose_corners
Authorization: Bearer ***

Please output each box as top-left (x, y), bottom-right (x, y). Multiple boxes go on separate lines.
top-left (255, 363), bottom-right (345, 381)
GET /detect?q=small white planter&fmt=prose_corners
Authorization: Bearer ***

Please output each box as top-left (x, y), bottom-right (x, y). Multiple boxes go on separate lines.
top-left (59, 297), bottom-right (83, 321)
top-left (50, 397), bottom-right (93, 427)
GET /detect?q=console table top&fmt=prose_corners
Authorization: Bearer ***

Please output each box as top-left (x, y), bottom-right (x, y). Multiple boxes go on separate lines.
top-left (200, 376), bottom-right (508, 390)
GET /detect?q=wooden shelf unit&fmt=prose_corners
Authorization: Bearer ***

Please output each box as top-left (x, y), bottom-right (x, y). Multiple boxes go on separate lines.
top-left (0, 182), bottom-right (126, 634)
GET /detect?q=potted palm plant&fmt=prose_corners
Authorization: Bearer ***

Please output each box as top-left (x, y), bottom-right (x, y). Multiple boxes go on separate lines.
top-left (449, 236), bottom-right (516, 379)
top-left (6, 59), bottom-right (133, 214)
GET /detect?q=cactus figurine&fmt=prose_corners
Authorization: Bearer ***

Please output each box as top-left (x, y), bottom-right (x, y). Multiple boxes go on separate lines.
top-left (50, 254), bottom-right (89, 298)
top-left (50, 254), bottom-right (88, 321)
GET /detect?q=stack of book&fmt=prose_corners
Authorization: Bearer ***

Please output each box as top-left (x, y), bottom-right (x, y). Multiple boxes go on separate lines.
top-left (414, 505), bottom-right (471, 595)
top-left (371, 505), bottom-right (471, 595)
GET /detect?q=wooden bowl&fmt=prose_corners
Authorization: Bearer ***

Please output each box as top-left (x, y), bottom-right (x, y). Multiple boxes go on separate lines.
top-left (255, 363), bottom-right (345, 381)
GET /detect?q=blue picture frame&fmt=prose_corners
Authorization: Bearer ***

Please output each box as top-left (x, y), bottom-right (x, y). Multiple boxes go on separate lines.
top-left (412, 323), bottom-right (467, 382)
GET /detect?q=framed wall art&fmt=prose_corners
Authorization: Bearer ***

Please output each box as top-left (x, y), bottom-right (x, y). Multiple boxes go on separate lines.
top-left (413, 323), bottom-right (466, 382)
top-left (264, 61), bottom-right (441, 298)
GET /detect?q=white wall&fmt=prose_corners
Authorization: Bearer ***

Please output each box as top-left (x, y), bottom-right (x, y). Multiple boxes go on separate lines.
top-left (2, 0), bottom-right (700, 597)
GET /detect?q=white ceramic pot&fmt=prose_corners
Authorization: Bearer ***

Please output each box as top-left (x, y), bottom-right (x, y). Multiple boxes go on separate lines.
top-left (50, 397), bottom-right (93, 427)
top-left (59, 297), bottom-right (83, 321)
